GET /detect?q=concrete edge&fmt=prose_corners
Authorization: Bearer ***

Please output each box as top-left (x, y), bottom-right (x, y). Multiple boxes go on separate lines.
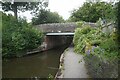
top-left (54, 48), bottom-right (69, 79)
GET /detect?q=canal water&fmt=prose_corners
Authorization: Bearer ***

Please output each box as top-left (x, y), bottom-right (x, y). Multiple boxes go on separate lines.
top-left (2, 45), bottom-right (70, 78)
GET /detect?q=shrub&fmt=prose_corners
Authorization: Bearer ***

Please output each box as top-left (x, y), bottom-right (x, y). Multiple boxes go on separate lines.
top-left (76, 21), bottom-right (84, 28)
top-left (73, 21), bottom-right (118, 78)
top-left (73, 22), bottom-right (118, 60)
top-left (2, 12), bottom-right (43, 58)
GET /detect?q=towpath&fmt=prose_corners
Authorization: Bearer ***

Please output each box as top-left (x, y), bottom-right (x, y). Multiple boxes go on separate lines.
top-left (63, 47), bottom-right (90, 78)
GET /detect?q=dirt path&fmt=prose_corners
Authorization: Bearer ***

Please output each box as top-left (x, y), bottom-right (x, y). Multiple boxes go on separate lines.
top-left (63, 47), bottom-right (90, 78)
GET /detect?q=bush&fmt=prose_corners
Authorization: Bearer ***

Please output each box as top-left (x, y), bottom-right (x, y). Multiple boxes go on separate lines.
top-left (76, 21), bottom-right (84, 28)
top-left (73, 22), bottom-right (118, 78)
top-left (2, 12), bottom-right (43, 58)
top-left (73, 25), bottom-right (96, 54)
top-left (73, 23), bottom-right (118, 60)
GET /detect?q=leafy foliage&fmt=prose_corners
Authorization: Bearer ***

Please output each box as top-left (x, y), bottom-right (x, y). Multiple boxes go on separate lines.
top-left (2, 12), bottom-right (43, 58)
top-left (1, 0), bottom-right (48, 18)
top-left (69, 2), bottom-right (116, 22)
top-left (73, 21), bottom-right (118, 60)
top-left (76, 21), bottom-right (84, 28)
top-left (32, 10), bottom-right (64, 25)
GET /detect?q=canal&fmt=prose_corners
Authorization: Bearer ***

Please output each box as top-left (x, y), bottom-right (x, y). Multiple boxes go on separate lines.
top-left (2, 44), bottom-right (70, 78)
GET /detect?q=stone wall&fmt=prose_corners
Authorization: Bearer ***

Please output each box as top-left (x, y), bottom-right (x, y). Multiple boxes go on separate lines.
top-left (84, 55), bottom-right (118, 78)
top-left (36, 22), bottom-right (77, 33)
top-left (35, 22), bottom-right (96, 33)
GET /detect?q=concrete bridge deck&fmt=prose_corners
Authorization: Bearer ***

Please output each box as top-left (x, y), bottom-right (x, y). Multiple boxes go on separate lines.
top-left (46, 32), bottom-right (74, 36)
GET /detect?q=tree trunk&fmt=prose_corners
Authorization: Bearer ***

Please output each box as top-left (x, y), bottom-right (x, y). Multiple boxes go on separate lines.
top-left (13, 3), bottom-right (18, 19)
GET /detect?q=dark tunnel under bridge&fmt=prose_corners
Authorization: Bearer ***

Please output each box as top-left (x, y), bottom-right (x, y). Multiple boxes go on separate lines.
top-left (43, 32), bottom-right (74, 50)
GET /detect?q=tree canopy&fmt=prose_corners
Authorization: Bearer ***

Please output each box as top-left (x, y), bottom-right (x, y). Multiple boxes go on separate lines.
top-left (69, 1), bottom-right (116, 22)
top-left (1, 0), bottom-right (48, 19)
top-left (32, 10), bottom-right (64, 25)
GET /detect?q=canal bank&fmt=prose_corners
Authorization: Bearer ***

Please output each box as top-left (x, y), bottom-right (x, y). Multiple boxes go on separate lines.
top-left (55, 47), bottom-right (90, 78)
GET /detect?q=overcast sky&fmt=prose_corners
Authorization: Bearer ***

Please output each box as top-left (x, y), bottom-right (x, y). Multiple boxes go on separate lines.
top-left (5, 0), bottom-right (117, 22)
top-left (48, 0), bottom-right (86, 20)
top-left (18, 0), bottom-right (86, 22)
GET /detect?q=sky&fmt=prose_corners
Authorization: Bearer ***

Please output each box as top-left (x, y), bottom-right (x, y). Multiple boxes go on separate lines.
top-left (18, 0), bottom-right (86, 22)
top-left (48, 0), bottom-right (86, 20)
top-left (3, 0), bottom-right (117, 22)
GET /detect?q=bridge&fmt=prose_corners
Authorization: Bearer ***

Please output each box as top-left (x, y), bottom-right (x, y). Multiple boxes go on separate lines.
top-left (35, 22), bottom-right (96, 50)
top-left (31, 22), bottom-right (115, 53)
top-left (35, 22), bottom-right (96, 33)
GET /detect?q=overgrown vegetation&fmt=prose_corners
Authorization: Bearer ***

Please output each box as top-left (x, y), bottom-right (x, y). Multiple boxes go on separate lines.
top-left (71, 0), bottom-right (119, 78)
top-left (73, 21), bottom-right (118, 60)
top-left (73, 21), bottom-right (118, 78)
top-left (2, 12), bottom-right (43, 58)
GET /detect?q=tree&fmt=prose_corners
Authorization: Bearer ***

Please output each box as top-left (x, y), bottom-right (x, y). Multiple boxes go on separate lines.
top-left (32, 10), bottom-right (64, 25)
top-left (69, 1), bottom-right (115, 22)
top-left (2, 12), bottom-right (43, 57)
top-left (1, 0), bottom-right (48, 19)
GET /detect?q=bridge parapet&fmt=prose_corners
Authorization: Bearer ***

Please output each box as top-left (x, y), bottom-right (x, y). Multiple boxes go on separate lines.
top-left (35, 22), bottom-right (96, 33)
top-left (35, 22), bottom-right (77, 33)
